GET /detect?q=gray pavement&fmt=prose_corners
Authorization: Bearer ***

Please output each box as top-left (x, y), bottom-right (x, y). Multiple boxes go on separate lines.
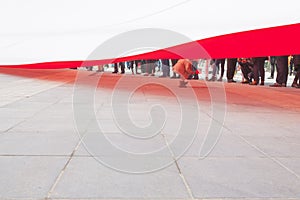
top-left (0, 68), bottom-right (300, 200)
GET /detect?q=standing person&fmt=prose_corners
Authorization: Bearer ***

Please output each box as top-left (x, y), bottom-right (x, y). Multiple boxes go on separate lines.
top-left (251, 57), bottom-right (268, 85)
top-left (128, 60), bottom-right (135, 75)
top-left (112, 63), bottom-right (118, 73)
top-left (270, 56), bottom-right (289, 87)
top-left (160, 59), bottom-right (171, 77)
top-left (268, 56), bottom-right (277, 79)
top-left (112, 62), bottom-right (125, 74)
top-left (216, 58), bottom-right (226, 81)
top-left (144, 60), bottom-right (156, 76)
top-left (171, 59), bottom-right (180, 78)
top-left (119, 62), bottom-right (125, 74)
top-left (172, 59), bottom-right (193, 88)
top-left (96, 64), bottom-right (104, 72)
top-left (191, 59), bottom-right (199, 80)
top-left (134, 60), bottom-right (141, 74)
top-left (204, 59), bottom-right (209, 81)
top-left (227, 58), bottom-right (237, 83)
top-left (292, 55), bottom-right (300, 88)
top-left (209, 59), bottom-right (217, 81)
top-left (86, 66), bottom-right (93, 71)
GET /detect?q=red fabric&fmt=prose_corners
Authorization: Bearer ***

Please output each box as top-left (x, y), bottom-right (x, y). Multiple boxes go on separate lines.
top-left (1, 23), bottom-right (299, 69)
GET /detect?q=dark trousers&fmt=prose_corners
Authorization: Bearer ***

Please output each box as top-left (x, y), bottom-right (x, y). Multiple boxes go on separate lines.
top-left (216, 59), bottom-right (225, 78)
top-left (161, 59), bottom-right (170, 77)
top-left (240, 65), bottom-right (252, 81)
top-left (253, 58), bottom-right (266, 83)
top-left (113, 63), bottom-right (125, 73)
top-left (113, 63), bottom-right (118, 72)
top-left (293, 64), bottom-right (300, 84)
top-left (226, 58), bottom-right (237, 80)
top-left (276, 56), bottom-right (288, 85)
top-left (270, 56), bottom-right (277, 78)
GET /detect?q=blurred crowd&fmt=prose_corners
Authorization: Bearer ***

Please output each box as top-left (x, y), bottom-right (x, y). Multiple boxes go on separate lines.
top-left (80, 55), bottom-right (300, 88)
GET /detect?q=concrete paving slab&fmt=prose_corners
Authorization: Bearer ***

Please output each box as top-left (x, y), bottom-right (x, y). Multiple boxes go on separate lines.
top-left (1, 68), bottom-right (300, 199)
top-left (50, 157), bottom-right (189, 199)
top-left (0, 156), bottom-right (68, 199)
top-left (0, 130), bottom-right (79, 156)
top-left (178, 157), bottom-right (300, 199)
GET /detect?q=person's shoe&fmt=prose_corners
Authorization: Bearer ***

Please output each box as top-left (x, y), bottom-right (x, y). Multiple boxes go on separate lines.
top-left (241, 80), bottom-right (250, 84)
top-left (121, 71), bottom-right (125, 74)
top-left (179, 81), bottom-right (188, 88)
top-left (205, 77), bottom-right (209, 81)
top-left (260, 82), bottom-right (264, 86)
top-left (171, 76), bottom-right (177, 79)
top-left (267, 76), bottom-right (273, 79)
top-left (270, 83), bottom-right (283, 87)
top-left (227, 79), bottom-right (236, 83)
top-left (292, 83), bottom-right (299, 88)
top-left (159, 75), bottom-right (166, 78)
top-left (249, 81), bottom-right (258, 85)
top-left (112, 71), bottom-right (118, 74)
top-left (208, 77), bottom-right (216, 81)
top-left (217, 78), bottom-right (223, 82)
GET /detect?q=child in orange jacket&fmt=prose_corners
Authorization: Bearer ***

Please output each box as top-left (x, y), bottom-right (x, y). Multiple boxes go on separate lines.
top-left (172, 59), bottom-right (193, 87)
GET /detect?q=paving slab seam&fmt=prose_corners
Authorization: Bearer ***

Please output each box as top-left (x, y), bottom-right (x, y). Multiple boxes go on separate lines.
top-left (0, 154), bottom-right (71, 157)
top-left (47, 198), bottom-right (192, 200)
top-left (45, 136), bottom-right (85, 199)
top-left (162, 134), bottom-right (195, 200)
top-left (222, 125), bottom-right (300, 180)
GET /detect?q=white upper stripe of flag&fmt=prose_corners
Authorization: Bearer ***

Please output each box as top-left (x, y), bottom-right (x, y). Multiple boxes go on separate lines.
top-left (0, 0), bottom-right (299, 64)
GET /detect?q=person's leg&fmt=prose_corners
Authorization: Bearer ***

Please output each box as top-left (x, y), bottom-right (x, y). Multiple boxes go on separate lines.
top-left (120, 62), bottom-right (125, 74)
top-left (259, 62), bottom-right (265, 85)
top-left (297, 69), bottom-right (300, 87)
top-left (275, 56), bottom-right (288, 86)
top-left (160, 64), bottom-right (167, 77)
top-left (112, 63), bottom-right (118, 73)
top-left (241, 65), bottom-right (251, 83)
top-left (220, 59), bottom-right (225, 81)
top-left (210, 61), bottom-right (217, 81)
top-left (226, 58), bottom-right (237, 82)
top-left (150, 62), bottom-right (155, 76)
top-left (252, 59), bottom-right (265, 85)
top-left (268, 63), bottom-right (275, 79)
top-left (205, 59), bottom-right (209, 81)
top-left (292, 74), bottom-right (299, 87)
top-left (282, 57), bottom-right (289, 86)
top-left (253, 63), bottom-right (259, 84)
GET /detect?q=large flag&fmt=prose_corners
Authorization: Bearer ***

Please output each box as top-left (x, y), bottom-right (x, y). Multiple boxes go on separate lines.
top-left (0, 0), bottom-right (299, 68)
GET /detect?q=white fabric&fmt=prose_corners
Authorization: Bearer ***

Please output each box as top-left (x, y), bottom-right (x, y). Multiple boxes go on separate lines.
top-left (0, 0), bottom-right (299, 64)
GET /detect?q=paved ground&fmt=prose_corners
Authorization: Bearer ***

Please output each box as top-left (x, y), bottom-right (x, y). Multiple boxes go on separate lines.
top-left (0, 67), bottom-right (300, 200)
